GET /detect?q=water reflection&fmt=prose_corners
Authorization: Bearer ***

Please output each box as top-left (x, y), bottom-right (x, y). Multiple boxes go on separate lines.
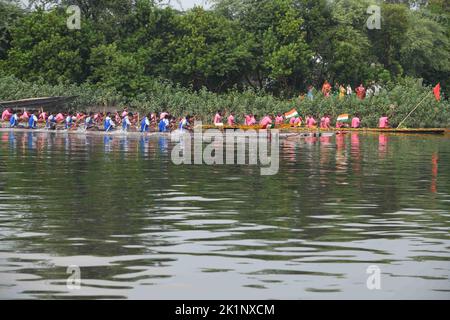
top-left (0, 131), bottom-right (449, 299)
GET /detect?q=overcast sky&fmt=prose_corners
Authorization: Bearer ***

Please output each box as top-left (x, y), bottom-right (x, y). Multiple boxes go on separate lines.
top-left (19, 0), bottom-right (212, 11)
top-left (171, 0), bottom-right (211, 10)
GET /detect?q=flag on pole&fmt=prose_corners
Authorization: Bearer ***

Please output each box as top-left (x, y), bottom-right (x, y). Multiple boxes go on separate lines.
top-left (433, 83), bottom-right (441, 102)
top-left (285, 109), bottom-right (299, 119)
top-left (337, 114), bottom-right (350, 122)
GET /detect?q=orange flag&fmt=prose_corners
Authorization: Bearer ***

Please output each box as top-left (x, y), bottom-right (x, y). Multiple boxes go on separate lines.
top-left (433, 83), bottom-right (441, 102)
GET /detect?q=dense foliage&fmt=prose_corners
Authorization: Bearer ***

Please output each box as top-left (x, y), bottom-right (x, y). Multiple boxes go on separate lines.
top-left (0, 0), bottom-right (449, 127)
top-left (1, 75), bottom-right (448, 127)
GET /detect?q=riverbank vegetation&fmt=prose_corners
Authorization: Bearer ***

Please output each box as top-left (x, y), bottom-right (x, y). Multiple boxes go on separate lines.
top-left (0, 0), bottom-right (449, 127)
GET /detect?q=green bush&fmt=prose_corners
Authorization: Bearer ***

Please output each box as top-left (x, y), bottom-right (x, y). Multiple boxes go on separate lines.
top-left (0, 75), bottom-right (448, 128)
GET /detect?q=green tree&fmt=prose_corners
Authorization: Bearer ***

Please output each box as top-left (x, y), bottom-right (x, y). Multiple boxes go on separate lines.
top-left (170, 7), bottom-right (253, 92)
top-left (2, 8), bottom-right (99, 84)
top-left (0, 0), bottom-right (23, 60)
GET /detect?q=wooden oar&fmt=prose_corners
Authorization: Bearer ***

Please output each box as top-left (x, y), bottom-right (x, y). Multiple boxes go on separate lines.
top-left (397, 91), bottom-right (432, 129)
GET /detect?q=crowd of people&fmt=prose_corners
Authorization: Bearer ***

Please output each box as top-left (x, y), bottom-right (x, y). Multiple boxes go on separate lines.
top-left (1, 104), bottom-right (391, 133)
top-left (303, 81), bottom-right (383, 101)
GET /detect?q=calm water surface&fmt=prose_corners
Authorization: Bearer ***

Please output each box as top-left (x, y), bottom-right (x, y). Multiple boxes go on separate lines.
top-left (0, 131), bottom-right (449, 299)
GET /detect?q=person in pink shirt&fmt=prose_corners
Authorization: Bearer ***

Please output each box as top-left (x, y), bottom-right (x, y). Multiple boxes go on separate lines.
top-left (76, 112), bottom-right (85, 122)
top-left (121, 108), bottom-right (128, 118)
top-left (260, 115), bottom-right (273, 129)
top-left (1, 108), bottom-right (12, 121)
top-left (289, 116), bottom-right (296, 126)
top-left (351, 115), bottom-right (361, 128)
top-left (214, 110), bottom-right (223, 126)
top-left (379, 114), bottom-right (389, 128)
top-left (306, 115), bottom-right (317, 128)
top-left (320, 115), bottom-right (331, 129)
top-left (275, 113), bottom-right (284, 125)
top-left (244, 114), bottom-right (252, 126)
top-left (38, 111), bottom-right (47, 123)
top-left (55, 112), bottom-right (65, 123)
top-left (245, 114), bottom-right (256, 126)
top-left (227, 112), bottom-right (235, 126)
top-left (294, 116), bottom-right (303, 127)
top-left (21, 110), bottom-right (29, 121)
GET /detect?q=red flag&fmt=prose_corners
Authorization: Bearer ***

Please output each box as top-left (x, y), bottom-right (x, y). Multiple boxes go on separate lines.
top-left (433, 83), bottom-right (441, 102)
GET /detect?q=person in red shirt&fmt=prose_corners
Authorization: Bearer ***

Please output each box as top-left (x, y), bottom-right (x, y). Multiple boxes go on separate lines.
top-left (356, 84), bottom-right (366, 100)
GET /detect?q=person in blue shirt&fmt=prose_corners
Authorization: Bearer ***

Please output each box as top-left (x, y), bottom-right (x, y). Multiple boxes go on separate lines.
top-left (9, 110), bottom-right (19, 128)
top-left (104, 112), bottom-right (115, 132)
top-left (65, 112), bottom-right (73, 129)
top-left (122, 112), bottom-right (132, 132)
top-left (159, 114), bottom-right (170, 132)
top-left (28, 111), bottom-right (38, 129)
top-left (46, 112), bottom-right (57, 130)
top-left (85, 112), bottom-right (95, 130)
top-left (140, 113), bottom-right (151, 133)
top-left (179, 115), bottom-right (193, 133)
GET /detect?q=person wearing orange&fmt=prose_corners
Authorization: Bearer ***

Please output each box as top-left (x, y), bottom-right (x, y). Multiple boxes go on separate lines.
top-left (322, 81), bottom-right (332, 98)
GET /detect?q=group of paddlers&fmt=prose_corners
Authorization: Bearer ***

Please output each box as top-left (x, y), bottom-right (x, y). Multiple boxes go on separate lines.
top-left (0, 108), bottom-right (194, 132)
top-left (0, 107), bottom-right (391, 132)
top-left (212, 110), bottom-right (390, 129)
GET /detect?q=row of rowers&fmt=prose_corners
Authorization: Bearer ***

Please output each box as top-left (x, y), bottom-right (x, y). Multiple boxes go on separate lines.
top-left (213, 111), bottom-right (390, 129)
top-left (1, 108), bottom-right (187, 132)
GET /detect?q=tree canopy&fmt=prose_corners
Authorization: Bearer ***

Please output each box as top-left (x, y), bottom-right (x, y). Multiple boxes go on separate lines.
top-left (0, 0), bottom-right (448, 98)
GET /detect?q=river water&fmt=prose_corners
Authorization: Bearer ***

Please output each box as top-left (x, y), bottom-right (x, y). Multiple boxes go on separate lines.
top-left (0, 131), bottom-right (449, 299)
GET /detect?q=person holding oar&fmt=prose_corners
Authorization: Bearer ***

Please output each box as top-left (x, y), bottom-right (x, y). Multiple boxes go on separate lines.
top-left (122, 112), bottom-right (132, 132)
top-left (104, 112), bottom-right (116, 132)
top-left (140, 113), bottom-right (151, 133)
top-left (28, 111), bottom-right (38, 129)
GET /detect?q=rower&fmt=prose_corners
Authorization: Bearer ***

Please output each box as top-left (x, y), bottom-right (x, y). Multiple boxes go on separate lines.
top-left (320, 114), bottom-right (331, 129)
top-left (85, 112), bottom-right (95, 130)
top-left (65, 112), bottom-right (73, 129)
top-left (46, 112), bottom-right (57, 130)
top-left (260, 114), bottom-right (273, 129)
top-left (104, 112), bottom-right (115, 132)
top-left (227, 112), bottom-right (235, 126)
top-left (28, 111), bottom-right (38, 129)
top-left (9, 110), bottom-right (19, 128)
top-left (122, 112), bottom-right (132, 132)
top-left (140, 113), bottom-right (151, 133)
top-left (55, 112), bottom-right (64, 123)
top-left (159, 114), bottom-right (170, 132)
top-left (379, 114), bottom-right (389, 128)
top-left (2, 108), bottom-right (12, 122)
top-left (275, 113), bottom-right (284, 125)
top-left (351, 114), bottom-right (361, 128)
top-left (179, 115), bottom-right (192, 133)
top-left (306, 115), bottom-right (317, 128)
top-left (214, 110), bottom-right (223, 127)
